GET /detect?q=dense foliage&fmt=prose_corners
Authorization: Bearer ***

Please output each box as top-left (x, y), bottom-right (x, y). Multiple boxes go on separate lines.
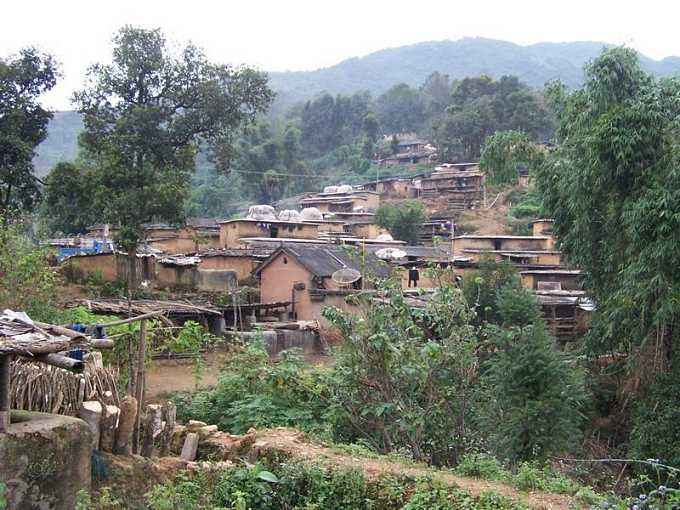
top-left (432, 76), bottom-right (552, 161)
top-left (0, 219), bottom-right (60, 322)
top-left (479, 130), bottom-right (544, 185)
top-left (79, 462), bottom-right (528, 510)
top-left (72, 26), bottom-right (273, 249)
top-left (374, 201), bottom-right (427, 245)
top-left (0, 47), bottom-right (58, 216)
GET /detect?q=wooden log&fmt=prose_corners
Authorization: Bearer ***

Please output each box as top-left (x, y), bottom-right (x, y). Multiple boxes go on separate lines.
top-left (78, 400), bottom-right (103, 449)
top-left (114, 395), bottom-right (137, 455)
top-left (0, 355), bottom-right (11, 433)
top-left (100, 404), bottom-right (120, 452)
top-left (32, 353), bottom-right (84, 372)
top-left (160, 402), bottom-right (176, 457)
top-left (90, 338), bottom-right (115, 349)
top-left (141, 404), bottom-right (162, 457)
top-left (180, 432), bottom-right (199, 461)
top-left (96, 311), bottom-right (166, 328)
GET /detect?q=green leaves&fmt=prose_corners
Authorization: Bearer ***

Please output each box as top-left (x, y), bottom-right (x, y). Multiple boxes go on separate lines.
top-left (0, 47), bottom-right (59, 216)
top-left (73, 26), bottom-right (273, 248)
top-left (374, 200), bottom-right (427, 245)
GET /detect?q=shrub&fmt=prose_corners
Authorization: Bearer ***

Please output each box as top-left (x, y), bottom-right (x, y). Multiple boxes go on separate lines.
top-left (172, 342), bottom-right (331, 435)
top-left (375, 200), bottom-right (427, 245)
top-left (0, 218), bottom-right (61, 321)
top-left (461, 258), bottom-right (519, 326)
top-left (629, 365), bottom-right (680, 471)
top-left (481, 324), bottom-right (587, 463)
top-left (455, 452), bottom-right (510, 481)
top-left (323, 277), bottom-right (479, 465)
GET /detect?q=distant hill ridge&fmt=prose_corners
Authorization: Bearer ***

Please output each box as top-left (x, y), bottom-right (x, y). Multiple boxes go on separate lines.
top-left (34, 37), bottom-right (680, 176)
top-left (269, 37), bottom-right (680, 104)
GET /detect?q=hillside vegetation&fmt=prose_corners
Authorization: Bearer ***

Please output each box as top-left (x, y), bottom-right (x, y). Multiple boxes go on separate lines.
top-left (34, 38), bottom-right (680, 179)
top-left (269, 38), bottom-right (680, 106)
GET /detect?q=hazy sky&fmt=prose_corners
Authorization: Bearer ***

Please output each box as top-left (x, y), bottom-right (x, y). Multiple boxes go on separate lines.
top-left (3, 0), bottom-right (679, 109)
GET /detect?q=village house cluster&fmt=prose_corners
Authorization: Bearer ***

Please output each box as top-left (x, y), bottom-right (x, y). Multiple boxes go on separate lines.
top-left (51, 161), bottom-right (590, 340)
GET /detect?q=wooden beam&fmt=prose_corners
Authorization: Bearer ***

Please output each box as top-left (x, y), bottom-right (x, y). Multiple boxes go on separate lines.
top-left (97, 310), bottom-right (166, 328)
top-left (33, 353), bottom-right (85, 373)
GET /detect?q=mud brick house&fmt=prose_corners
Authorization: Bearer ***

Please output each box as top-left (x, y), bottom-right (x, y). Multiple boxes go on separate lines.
top-left (519, 269), bottom-right (582, 292)
top-left (418, 163), bottom-right (485, 210)
top-left (530, 219), bottom-right (555, 237)
top-left (197, 248), bottom-right (272, 283)
top-left (358, 176), bottom-right (416, 198)
top-left (255, 244), bottom-right (390, 324)
top-left (298, 190), bottom-right (380, 213)
top-left (219, 219), bottom-right (320, 249)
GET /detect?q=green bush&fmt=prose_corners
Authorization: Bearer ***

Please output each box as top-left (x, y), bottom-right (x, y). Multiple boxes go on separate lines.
top-left (172, 342), bottom-right (332, 436)
top-left (629, 366), bottom-right (680, 471)
top-left (455, 452), bottom-right (510, 481)
top-left (481, 325), bottom-right (588, 463)
top-left (141, 464), bottom-right (529, 510)
top-left (374, 200), bottom-right (427, 245)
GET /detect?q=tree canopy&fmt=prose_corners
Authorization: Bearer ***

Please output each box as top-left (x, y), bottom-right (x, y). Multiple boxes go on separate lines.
top-left (0, 48), bottom-right (58, 216)
top-left (375, 200), bottom-right (427, 245)
top-left (74, 26), bottom-right (273, 249)
top-left (536, 47), bottom-right (680, 373)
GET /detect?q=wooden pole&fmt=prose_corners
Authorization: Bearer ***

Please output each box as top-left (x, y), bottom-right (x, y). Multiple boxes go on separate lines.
top-left (133, 319), bottom-right (147, 453)
top-left (0, 355), bottom-right (12, 432)
top-left (96, 310), bottom-right (165, 328)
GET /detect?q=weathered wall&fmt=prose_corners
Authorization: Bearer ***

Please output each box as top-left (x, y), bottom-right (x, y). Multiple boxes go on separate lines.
top-left (350, 223), bottom-right (387, 239)
top-left (197, 269), bottom-right (237, 292)
top-left (0, 411), bottom-right (92, 510)
top-left (199, 255), bottom-right (256, 282)
top-left (155, 264), bottom-right (197, 289)
top-left (221, 221), bottom-right (319, 249)
top-left (260, 252), bottom-right (311, 319)
top-left (63, 253), bottom-right (118, 282)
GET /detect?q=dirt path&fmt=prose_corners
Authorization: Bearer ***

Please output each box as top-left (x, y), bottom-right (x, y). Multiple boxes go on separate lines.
top-left (249, 428), bottom-right (578, 510)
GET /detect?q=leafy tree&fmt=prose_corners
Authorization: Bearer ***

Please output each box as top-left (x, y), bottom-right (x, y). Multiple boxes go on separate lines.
top-left (434, 76), bottom-right (552, 161)
top-left (0, 48), bottom-right (59, 216)
top-left (323, 277), bottom-right (479, 465)
top-left (375, 83), bottom-right (425, 134)
top-left (479, 130), bottom-right (543, 184)
top-left (629, 357), bottom-right (680, 469)
top-left (481, 323), bottom-right (587, 462)
top-left (536, 47), bottom-right (680, 372)
top-left (74, 26), bottom-right (272, 285)
top-left (0, 218), bottom-right (60, 321)
top-left (299, 91), bottom-right (372, 158)
top-left (461, 258), bottom-right (519, 326)
top-left (375, 200), bottom-right (426, 245)
top-left (41, 162), bottom-right (96, 234)
top-left (232, 121), bottom-right (311, 203)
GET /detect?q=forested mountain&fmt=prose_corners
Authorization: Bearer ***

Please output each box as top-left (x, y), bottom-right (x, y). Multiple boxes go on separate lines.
top-left (33, 111), bottom-right (82, 177)
top-left (269, 38), bottom-right (680, 106)
top-left (35, 38), bottom-right (680, 178)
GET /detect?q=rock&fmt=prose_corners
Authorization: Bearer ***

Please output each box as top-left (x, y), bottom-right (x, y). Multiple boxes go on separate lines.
top-left (187, 420), bottom-right (208, 431)
top-left (0, 411), bottom-right (92, 510)
top-left (197, 425), bottom-right (218, 439)
top-left (170, 425), bottom-right (187, 455)
top-left (180, 432), bottom-right (199, 461)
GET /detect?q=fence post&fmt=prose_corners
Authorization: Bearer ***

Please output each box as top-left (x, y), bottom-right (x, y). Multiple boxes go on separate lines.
top-left (133, 319), bottom-right (147, 453)
top-left (0, 355), bottom-right (12, 432)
